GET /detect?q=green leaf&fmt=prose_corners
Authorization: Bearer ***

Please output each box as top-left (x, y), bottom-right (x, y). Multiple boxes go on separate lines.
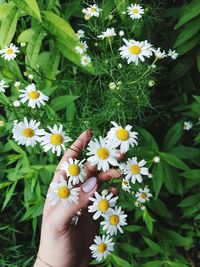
top-left (124, 225), bottom-right (143, 232)
top-left (17, 28), bottom-right (35, 43)
top-left (160, 152), bottom-right (189, 171)
top-left (8, 139), bottom-right (26, 155)
top-left (0, 6), bottom-right (18, 48)
top-left (162, 162), bottom-right (176, 193)
top-left (176, 34), bottom-right (199, 55)
top-left (0, 3), bottom-right (14, 19)
top-left (12, 0), bottom-right (42, 22)
top-left (143, 237), bottom-right (163, 253)
top-left (175, 0), bottom-right (200, 29)
top-left (50, 95), bottom-right (79, 112)
top-left (142, 261), bottom-right (164, 267)
top-left (170, 145), bottom-right (200, 160)
top-left (180, 169), bottom-right (200, 179)
top-left (111, 254), bottom-right (133, 267)
top-left (197, 52), bottom-right (200, 73)
top-left (163, 121), bottom-right (183, 150)
top-left (152, 161), bottom-right (164, 198)
top-left (179, 192), bottom-right (200, 207)
top-left (2, 181), bottom-right (17, 210)
top-left (0, 181), bottom-right (13, 189)
top-left (160, 229), bottom-right (193, 247)
top-left (20, 202), bottom-right (43, 221)
top-left (143, 210), bottom-right (155, 234)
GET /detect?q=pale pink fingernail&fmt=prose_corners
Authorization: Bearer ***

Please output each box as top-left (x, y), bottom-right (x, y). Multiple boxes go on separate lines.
top-left (82, 177), bottom-right (97, 193)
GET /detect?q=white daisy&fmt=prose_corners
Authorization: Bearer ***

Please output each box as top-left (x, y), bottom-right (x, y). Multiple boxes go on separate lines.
top-left (121, 179), bottom-right (131, 193)
top-left (0, 43), bottom-right (19, 61)
top-left (88, 191), bottom-right (118, 220)
top-left (61, 158), bottom-right (86, 185)
top-left (82, 4), bottom-right (101, 18)
top-left (183, 121), bottom-right (193, 131)
top-left (153, 47), bottom-right (167, 59)
top-left (90, 235), bottom-right (114, 262)
top-left (12, 117), bottom-right (44, 147)
top-left (76, 29), bottom-right (85, 39)
top-left (0, 80), bottom-right (8, 93)
top-left (19, 83), bottom-right (49, 109)
top-left (101, 206), bottom-right (127, 236)
top-left (97, 28), bottom-right (116, 40)
top-left (106, 121), bottom-right (138, 153)
top-left (75, 41), bottom-right (88, 54)
top-left (40, 124), bottom-right (72, 156)
top-left (127, 4), bottom-right (144, 20)
top-left (47, 175), bottom-right (79, 206)
top-left (123, 157), bottom-right (149, 184)
top-left (135, 186), bottom-right (152, 203)
top-left (81, 55), bottom-right (91, 66)
top-left (119, 38), bottom-right (153, 65)
top-left (86, 137), bottom-right (118, 172)
top-left (168, 49), bottom-right (178, 60)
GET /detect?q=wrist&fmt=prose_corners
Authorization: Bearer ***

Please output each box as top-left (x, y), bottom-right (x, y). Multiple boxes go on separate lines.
top-left (34, 255), bottom-right (54, 267)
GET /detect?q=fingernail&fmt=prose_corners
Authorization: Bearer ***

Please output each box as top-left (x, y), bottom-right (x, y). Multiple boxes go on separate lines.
top-left (82, 177), bottom-right (97, 193)
top-left (86, 129), bottom-right (92, 140)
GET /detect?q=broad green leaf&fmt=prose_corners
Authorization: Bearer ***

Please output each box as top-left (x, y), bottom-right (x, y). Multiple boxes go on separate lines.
top-left (111, 254), bottom-right (133, 267)
top-left (20, 202), bottom-right (43, 221)
top-left (179, 192), bottom-right (200, 207)
top-left (163, 121), bottom-right (183, 150)
top-left (162, 162), bottom-right (176, 193)
top-left (17, 28), bottom-right (35, 43)
top-left (182, 202), bottom-right (200, 218)
top-left (124, 225), bottom-right (143, 232)
top-left (0, 181), bottom-right (13, 189)
top-left (142, 261), bottom-right (164, 267)
top-left (160, 229), bottom-right (193, 247)
top-left (151, 199), bottom-right (173, 219)
top-left (0, 6), bottom-right (18, 48)
top-left (136, 126), bottom-right (159, 151)
top-left (143, 237), bottom-right (163, 253)
top-left (8, 139), bottom-right (26, 155)
top-left (175, 0), bottom-right (200, 29)
top-left (170, 145), bottom-right (200, 160)
top-left (64, 0), bottom-right (82, 20)
top-left (193, 95), bottom-right (200, 104)
top-left (180, 169), bottom-right (200, 179)
top-left (160, 152), bottom-right (189, 171)
top-left (152, 161), bottom-right (164, 198)
top-left (12, 0), bottom-right (42, 22)
top-left (2, 181), bottom-right (17, 210)
top-left (0, 3), bottom-right (14, 19)
top-left (143, 210), bottom-right (155, 234)
top-left (176, 34), bottom-right (199, 55)
top-left (50, 95), bottom-right (79, 112)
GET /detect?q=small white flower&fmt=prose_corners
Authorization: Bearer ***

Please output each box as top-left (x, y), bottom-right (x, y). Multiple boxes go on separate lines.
top-left (106, 121), bottom-right (138, 153)
top-left (141, 205), bottom-right (146, 211)
top-left (76, 29), bottom-right (85, 39)
top-left (61, 158), bottom-right (86, 185)
top-left (13, 100), bottom-right (21, 107)
top-left (135, 186), bottom-right (152, 203)
top-left (101, 206), bottom-right (127, 236)
top-left (12, 117), bottom-right (44, 147)
top-left (14, 81), bottom-right (20, 88)
top-left (119, 39), bottom-right (154, 65)
top-left (81, 55), bottom-right (91, 66)
top-left (40, 124), bottom-right (72, 156)
top-left (0, 80), bottom-right (8, 93)
top-left (123, 157), bottom-right (149, 184)
top-left (19, 83), bottom-right (49, 109)
top-left (20, 42), bottom-right (26, 47)
top-left (0, 120), bottom-right (5, 127)
top-left (148, 173), bottom-right (153, 179)
top-left (127, 4), bottom-right (144, 20)
top-left (86, 137), bottom-right (118, 172)
top-left (28, 74), bottom-right (34, 80)
top-left (109, 82), bottom-right (117, 90)
top-left (90, 235), bottom-right (114, 262)
top-left (119, 30), bottom-right (125, 37)
top-left (148, 80), bottom-right (155, 87)
top-left (0, 43), bottom-right (19, 61)
top-left (118, 63), bottom-right (122, 69)
top-left (183, 121), bottom-right (193, 131)
top-left (82, 4), bottom-right (101, 18)
top-left (168, 49), bottom-right (178, 60)
top-left (47, 175), bottom-right (79, 206)
top-left (97, 28), bottom-right (116, 39)
top-left (153, 156), bottom-right (160, 163)
top-left (75, 41), bottom-right (88, 54)
top-left (153, 48), bottom-right (167, 59)
top-left (121, 179), bottom-right (131, 193)
top-left (88, 191), bottom-right (118, 220)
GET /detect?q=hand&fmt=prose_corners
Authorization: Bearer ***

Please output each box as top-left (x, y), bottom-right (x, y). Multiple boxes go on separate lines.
top-left (34, 129), bottom-right (122, 267)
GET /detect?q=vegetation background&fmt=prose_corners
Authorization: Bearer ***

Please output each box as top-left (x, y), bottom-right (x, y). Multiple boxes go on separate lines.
top-left (0, 0), bottom-right (200, 266)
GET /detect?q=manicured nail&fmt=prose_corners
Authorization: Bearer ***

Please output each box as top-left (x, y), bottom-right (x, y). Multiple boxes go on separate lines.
top-left (82, 177), bottom-right (97, 193)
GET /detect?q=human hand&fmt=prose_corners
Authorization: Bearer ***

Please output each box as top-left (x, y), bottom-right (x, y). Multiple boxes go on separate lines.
top-left (34, 129), bottom-right (123, 267)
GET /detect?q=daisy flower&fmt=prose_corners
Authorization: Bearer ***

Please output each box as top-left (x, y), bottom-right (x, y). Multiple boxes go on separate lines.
top-left (12, 117), bottom-right (44, 147)
top-left (0, 43), bottom-right (19, 61)
top-left (88, 191), bottom-right (118, 220)
top-left (76, 29), bottom-right (85, 39)
top-left (19, 83), bottom-right (49, 109)
top-left (123, 157), bottom-right (149, 184)
top-left (101, 206), bottom-right (127, 236)
top-left (119, 39), bottom-right (153, 65)
top-left (61, 158), bottom-right (86, 185)
top-left (127, 4), bottom-right (144, 20)
top-left (97, 28), bottom-right (116, 40)
top-left (168, 49), bottom-right (178, 60)
top-left (153, 47), bottom-right (167, 59)
top-left (40, 124), bottom-right (72, 156)
top-left (121, 179), bottom-right (131, 193)
top-left (90, 235), bottom-right (114, 262)
top-left (183, 121), bottom-right (193, 131)
top-left (81, 55), bottom-right (91, 66)
top-left (106, 121), bottom-right (138, 153)
top-left (135, 186), bottom-right (152, 203)
top-left (0, 80), bottom-right (8, 93)
top-left (47, 175), bottom-right (79, 206)
top-left (82, 4), bottom-right (101, 18)
top-left (75, 41), bottom-right (88, 54)
top-left (86, 137), bottom-right (118, 172)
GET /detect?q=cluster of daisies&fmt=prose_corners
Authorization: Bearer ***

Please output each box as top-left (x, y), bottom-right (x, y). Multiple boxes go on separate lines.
top-left (77, 3), bottom-right (178, 67)
top-left (46, 121), bottom-right (152, 262)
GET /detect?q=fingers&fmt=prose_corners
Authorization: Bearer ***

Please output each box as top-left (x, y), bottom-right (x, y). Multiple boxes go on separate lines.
top-left (97, 168), bottom-right (122, 181)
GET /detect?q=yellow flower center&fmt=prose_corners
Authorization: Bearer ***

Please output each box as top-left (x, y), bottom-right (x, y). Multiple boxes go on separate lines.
top-left (90, 8), bottom-right (97, 13)
top-left (110, 214), bottom-right (119, 225)
top-left (98, 243), bottom-right (107, 253)
top-left (58, 186), bottom-right (70, 199)
top-left (98, 199), bottom-right (109, 211)
top-left (68, 164), bottom-right (80, 176)
top-left (132, 8), bottom-right (139, 14)
top-left (7, 48), bottom-right (13, 55)
top-left (28, 91), bottom-right (40, 99)
top-left (131, 164), bottom-right (140, 174)
top-left (22, 128), bottom-right (34, 138)
top-left (50, 134), bottom-right (63, 145)
top-left (116, 128), bottom-right (129, 141)
top-left (140, 192), bottom-right (147, 199)
top-left (129, 45), bottom-right (141, 55)
top-left (97, 147), bottom-right (109, 160)
top-left (84, 58), bottom-right (88, 63)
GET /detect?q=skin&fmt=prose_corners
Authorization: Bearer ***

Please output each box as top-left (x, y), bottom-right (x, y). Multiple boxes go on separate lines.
top-left (34, 129), bottom-right (123, 267)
